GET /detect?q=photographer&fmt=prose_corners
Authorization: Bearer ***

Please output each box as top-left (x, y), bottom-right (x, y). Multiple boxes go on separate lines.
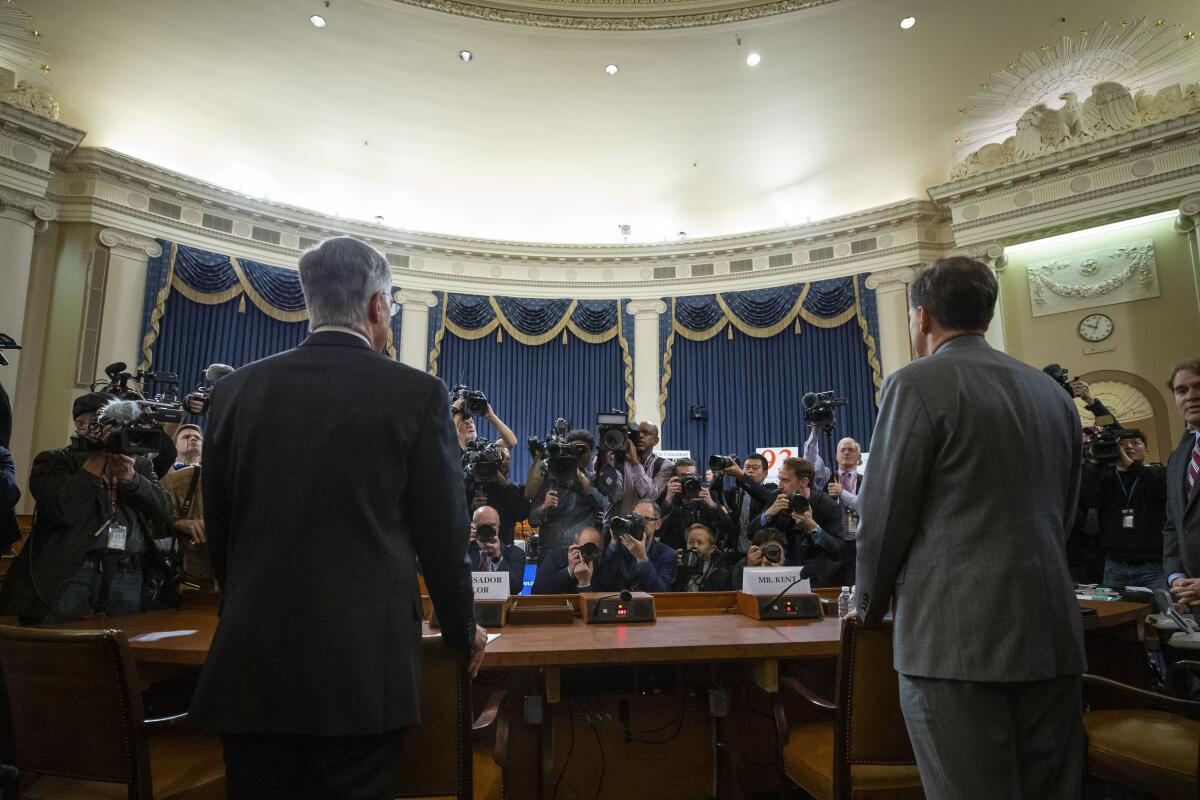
top-left (658, 458), bottom-right (735, 552)
top-left (159, 424), bottom-right (215, 590)
top-left (1079, 430), bottom-right (1168, 591)
top-left (467, 506), bottom-right (525, 594)
top-left (528, 429), bottom-right (605, 556)
top-left (452, 396), bottom-right (518, 453)
top-left (532, 526), bottom-right (606, 594)
top-left (592, 500), bottom-right (676, 593)
top-left (635, 421), bottom-right (675, 498)
top-left (817, 436), bottom-right (863, 585)
top-left (464, 440), bottom-right (530, 546)
top-left (595, 435), bottom-right (657, 532)
top-left (712, 453), bottom-right (777, 554)
top-left (671, 523), bottom-right (731, 592)
top-left (0, 393), bottom-right (175, 623)
top-left (748, 456), bottom-right (844, 588)
top-left (730, 527), bottom-right (789, 589)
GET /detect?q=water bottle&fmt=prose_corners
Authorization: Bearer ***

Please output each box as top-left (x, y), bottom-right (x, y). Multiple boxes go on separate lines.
top-left (837, 586), bottom-right (851, 618)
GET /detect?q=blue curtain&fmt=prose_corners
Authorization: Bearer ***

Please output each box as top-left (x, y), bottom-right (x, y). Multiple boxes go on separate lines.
top-left (438, 331), bottom-right (628, 479)
top-left (663, 319), bottom-right (878, 462)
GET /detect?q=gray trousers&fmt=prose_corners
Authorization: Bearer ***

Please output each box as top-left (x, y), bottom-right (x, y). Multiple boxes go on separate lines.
top-left (898, 673), bottom-right (1083, 800)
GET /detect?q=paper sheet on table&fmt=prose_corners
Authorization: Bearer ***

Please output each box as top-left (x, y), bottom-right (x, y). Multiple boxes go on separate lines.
top-left (130, 630), bottom-right (198, 642)
top-left (486, 633), bottom-right (501, 646)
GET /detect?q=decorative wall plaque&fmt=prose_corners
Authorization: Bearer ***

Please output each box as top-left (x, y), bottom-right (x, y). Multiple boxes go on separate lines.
top-left (1026, 239), bottom-right (1158, 317)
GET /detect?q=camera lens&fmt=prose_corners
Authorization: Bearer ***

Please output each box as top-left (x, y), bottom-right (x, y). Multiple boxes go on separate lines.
top-left (762, 544), bottom-right (783, 562)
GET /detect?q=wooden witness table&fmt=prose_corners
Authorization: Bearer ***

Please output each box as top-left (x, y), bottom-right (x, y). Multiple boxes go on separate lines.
top-left (40, 594), bottom-right (1149, 800)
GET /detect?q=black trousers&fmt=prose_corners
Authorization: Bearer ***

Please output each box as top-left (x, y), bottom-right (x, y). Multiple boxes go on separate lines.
top-left (222, 729), bottom-right (407, 800)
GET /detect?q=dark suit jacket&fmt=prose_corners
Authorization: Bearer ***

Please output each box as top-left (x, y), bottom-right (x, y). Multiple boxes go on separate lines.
top-left (1163, 431), bottom-right (1200, 581)
top-left (532, 545), bottom-right (590, 594)
top-left (747, 490), bottom-right (844, 587)
top-left (188, 331), bottom-right (475, 736)
top-left (593, 538), bottom-right (677, 592)
top-left (671, 562), bottom-right (732, 592)
top-left (468, 541), bottom-right (526, 594)
top-left (855, 335), bottom-right (1085, 682)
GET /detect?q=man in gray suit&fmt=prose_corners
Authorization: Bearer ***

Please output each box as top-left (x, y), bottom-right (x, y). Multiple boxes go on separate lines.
top-left (1163, 358), bottom-right (1200, 609)
top-left (855, 256), bottom-right (1086, 800)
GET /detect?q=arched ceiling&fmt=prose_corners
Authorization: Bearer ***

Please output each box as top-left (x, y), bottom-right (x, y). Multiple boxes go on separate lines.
top-left (16, 0), bottom-right (1200, 243)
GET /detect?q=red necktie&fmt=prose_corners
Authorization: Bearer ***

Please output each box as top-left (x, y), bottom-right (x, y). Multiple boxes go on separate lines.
top-left (480, 553), bottom-right (489, 571)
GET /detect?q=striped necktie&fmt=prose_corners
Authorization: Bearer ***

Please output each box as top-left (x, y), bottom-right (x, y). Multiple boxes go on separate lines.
top-left (841, 472), bottom-right (855, 537)
top-left (1189, 436), bottom-right (1200, 497)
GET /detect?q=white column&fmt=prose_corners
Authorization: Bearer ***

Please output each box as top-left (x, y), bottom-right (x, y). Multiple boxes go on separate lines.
top-left (0, 193), bottom-right (54, 398)
top-left (395, 290), bottom-right (438, 370)
top-left (626, 300), bottom-right (667, 433)
top-left (864, 266), bottom-right (915, 377)
top-left (95, 228), bottom-right (162, 373)
top-left (980, 244), bottom-right (1008, 352)
top-left (1176, 194), bottom-right (1200, 318)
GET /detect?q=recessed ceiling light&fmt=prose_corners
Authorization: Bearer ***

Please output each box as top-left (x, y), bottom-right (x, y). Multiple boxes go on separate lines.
top-left (458, 50), bottom-right (473, 62)
top-left (309, 14), bottom-right (327, 27)
top-left (746, 52), bottom-right (761, 66)
top-left (604, 64), bottom-right (618, 76)
top-left (900, 16), bottom-right (916, 29)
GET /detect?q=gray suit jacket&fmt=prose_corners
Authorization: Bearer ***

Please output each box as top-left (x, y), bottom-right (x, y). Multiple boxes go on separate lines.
top-left (1162, 430), bottom-right (1200, 580)
top-left (856, 335), bottom-right (1086, 682)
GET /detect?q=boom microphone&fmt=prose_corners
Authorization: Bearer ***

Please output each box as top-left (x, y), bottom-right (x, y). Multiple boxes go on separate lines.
top-left (98, 399), bottom-right (143, 426)
top-left (203, 363), bottom-right (235, 386)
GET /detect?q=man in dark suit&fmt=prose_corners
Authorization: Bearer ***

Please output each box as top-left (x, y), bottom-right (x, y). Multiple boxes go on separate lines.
top-left (856, 257), bottom-right (1085, 800)
top-left (713, 453), bottom-right (777, 554)
top-left (467, 505), bottom-right (525, 594)
top-left (1163, 359), bottom-right (1200, 612)
top-left (748, 457), bottom-right (844, 587)
top-left (188, 237), bottom-right (484, 800)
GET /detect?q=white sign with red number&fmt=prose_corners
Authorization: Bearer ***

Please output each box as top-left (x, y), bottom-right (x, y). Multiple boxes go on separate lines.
top-left (755, 446), bottom-right (798, 483)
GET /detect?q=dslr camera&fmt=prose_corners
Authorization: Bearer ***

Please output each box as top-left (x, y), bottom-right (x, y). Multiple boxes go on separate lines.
top-left (449, 384), bottom-right (488, 418)
top-left (463, 437), bottom-right (504, 483)
top-left (474, 522), bottom-right (499, 544)
top-left (759, 542), bottom-right (785, 564)
top-left (678, 474), bottom-right (703, 500)
top-left (802, 390), bottom-right (847, 427)
top-left (788, 492), bottom-right (810, 516)
top-left (577, 541), bottom-right (602, 564)
top-left (610, 512), bottom-right (646, 540)
top-left (709, 454), bottom-right (737, 472)
top-left (189, 363), bottom-right (235, 416)
top-left (597, 411), bottom-right (639, 455)
top-left (679, 548), bottom-right (706, 576)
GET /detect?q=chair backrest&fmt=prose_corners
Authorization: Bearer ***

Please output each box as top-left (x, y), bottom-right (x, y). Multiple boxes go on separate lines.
top-left (0, 625), bottom-right (152, 798)
top-left (394, 634), bottom-right (473, 799)
top-left (834, 617), bottom-right (919, 796)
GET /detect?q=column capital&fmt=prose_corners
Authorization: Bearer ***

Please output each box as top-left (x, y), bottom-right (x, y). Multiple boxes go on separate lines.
top-left (99, 227), bottom-right (163, 258)
top-left (626, 299), bottom-right (667, 316)
top-left (865, 266), bottom-right (915, 293)
top-left (1176, 194), bottom-right (1200, 233)
top-left (0, 188), bottom-right (55, 232)
top-left (393, 289), bottom-right (438, 309)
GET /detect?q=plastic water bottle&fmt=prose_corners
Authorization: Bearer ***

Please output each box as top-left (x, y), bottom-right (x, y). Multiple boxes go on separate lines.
top-left (837, 586), bottom-right (851, 618)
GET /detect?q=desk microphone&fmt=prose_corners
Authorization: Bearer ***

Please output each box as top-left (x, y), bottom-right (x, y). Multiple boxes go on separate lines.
top-left (763, 571), bottom-right (808, 609)
top-left (593, 590), bottom-right (633, 606)
top-left (583, 589), bottom-right (654, 624)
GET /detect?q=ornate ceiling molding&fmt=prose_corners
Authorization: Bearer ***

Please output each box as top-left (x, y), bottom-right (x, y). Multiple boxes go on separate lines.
top-left (0, 4), bottom-right (50, 87)
top-left (953, 17), bottom-right (1199, 157)
top-left (380, 0), bottom-right (837, 31)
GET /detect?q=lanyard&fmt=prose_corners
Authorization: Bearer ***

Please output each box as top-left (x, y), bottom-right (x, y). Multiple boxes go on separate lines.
top-left (1115, 471), bottom-right (1140, 508)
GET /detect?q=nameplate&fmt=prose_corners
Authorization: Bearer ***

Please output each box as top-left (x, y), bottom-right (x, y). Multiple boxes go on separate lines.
top-left (472, 571), bottom-right (509, 600)
top-left (742, 567), bottom-right (809, 596)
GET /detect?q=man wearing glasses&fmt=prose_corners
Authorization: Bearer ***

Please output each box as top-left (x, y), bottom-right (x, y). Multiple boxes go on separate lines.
top-left (594, 500), bottom-right (677, 592)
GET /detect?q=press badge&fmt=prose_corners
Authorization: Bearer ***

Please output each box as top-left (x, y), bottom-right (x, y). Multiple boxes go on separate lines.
top-left (1121, 509), bottom-right (1135, 530)
top-left (105, 521), bottom-right (128, 551)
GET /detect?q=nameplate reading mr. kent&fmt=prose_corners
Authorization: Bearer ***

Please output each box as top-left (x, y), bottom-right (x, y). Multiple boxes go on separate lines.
top-left (741, 567), bottom-right (810, 596)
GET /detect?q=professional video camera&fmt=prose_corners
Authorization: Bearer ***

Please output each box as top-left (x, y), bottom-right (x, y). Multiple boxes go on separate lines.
top-left (189, 363), bottom-right (235, 416)
top-left (801, 390), bottom-right (847, 428)
top-left (529, 418), bottom-right (586, 485)
top-left (709, 454), bottom-right (738, 472)
top-left (609, 512), bottom-right (645, 540)
top-left (678, 474), bottom-right (703, 500)
top-left (0, 332), bottom-right (21, 366)
top-left (92, 362), bottom-right (184, 425)
top-left (463, 437), bottom-right (504, 483)
top-left (1086, 427), bottom-right (1145, 466)
top-left (597, 410), bottom-right (639, 455)
top-left (449, 384), bottom-right (488, 418)
top-left (72, 398), bottom-right (172, 456)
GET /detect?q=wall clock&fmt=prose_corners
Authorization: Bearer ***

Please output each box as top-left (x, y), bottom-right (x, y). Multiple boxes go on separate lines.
top-left (1078, 313), bottom-right (1113, 342)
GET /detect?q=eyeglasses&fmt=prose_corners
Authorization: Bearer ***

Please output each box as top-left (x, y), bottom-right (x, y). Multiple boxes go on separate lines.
top-left (386, 294), bottom-right (401, 318)
top-left (636, 515), bottom-right (659, 523)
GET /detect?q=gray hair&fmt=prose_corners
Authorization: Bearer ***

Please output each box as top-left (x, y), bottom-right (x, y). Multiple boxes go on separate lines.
top-left (299, 237), bottom-right (391, 330)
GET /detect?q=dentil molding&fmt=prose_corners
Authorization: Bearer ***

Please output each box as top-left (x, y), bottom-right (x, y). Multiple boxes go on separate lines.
top-left (99, 227), bottom-right (163, 258)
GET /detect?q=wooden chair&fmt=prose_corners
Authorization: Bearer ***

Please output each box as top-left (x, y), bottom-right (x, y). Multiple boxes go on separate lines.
top-left (394, 634), bottom-right (507, 800)
top-left (0, 625), bottom-right (223, 799)
top-left (1083, 661), bottom-right (1200, 799)
top-left (773, 617), bottom-right (924, 800)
